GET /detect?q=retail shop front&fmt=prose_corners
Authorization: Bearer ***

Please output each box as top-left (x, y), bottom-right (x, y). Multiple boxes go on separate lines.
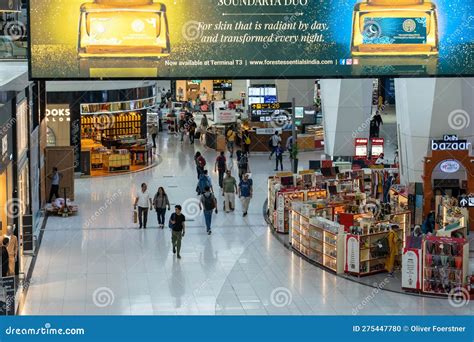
top-left (267, 160), bottom-right (471, 297)
top-left (46, 84), bottom-right (157, 177)
top-left (423, 135), bottom-right (473, 232)
top-left (0, 83), bottom-right (38, 315)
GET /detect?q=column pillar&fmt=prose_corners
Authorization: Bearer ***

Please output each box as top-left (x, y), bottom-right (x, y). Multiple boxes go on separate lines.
top-left (320, 79), bottom-right (374, 158)
top-left (395, 78), bottom-right (474, 185)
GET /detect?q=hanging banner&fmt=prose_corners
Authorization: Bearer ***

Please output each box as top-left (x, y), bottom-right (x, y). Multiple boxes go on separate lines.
top-left (29, 0), bottom-right (474, 79)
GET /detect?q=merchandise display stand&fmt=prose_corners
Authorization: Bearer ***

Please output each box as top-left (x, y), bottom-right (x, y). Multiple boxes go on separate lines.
top-left (344, 211), bottom-right (410, 276)
top-left (291, 203), bottom-right (345, 274)
top-left (436, 197), bottom-right (469, 238)
top-left (422, 236), bottom-right (469, 296)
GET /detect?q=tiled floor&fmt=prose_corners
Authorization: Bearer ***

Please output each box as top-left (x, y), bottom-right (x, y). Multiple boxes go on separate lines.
top-left (21, 133), bottom-right (473, 315)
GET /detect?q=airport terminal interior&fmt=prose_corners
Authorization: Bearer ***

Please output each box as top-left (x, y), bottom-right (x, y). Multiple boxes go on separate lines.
top-left (0, 0), bottom-right (473, 317)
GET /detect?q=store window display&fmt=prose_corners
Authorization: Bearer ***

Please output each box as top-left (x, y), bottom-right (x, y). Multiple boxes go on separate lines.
top-left (4, 226), bottom-right (18, 276)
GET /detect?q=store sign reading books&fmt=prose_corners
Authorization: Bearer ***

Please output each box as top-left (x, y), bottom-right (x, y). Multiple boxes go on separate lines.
top-left (29, 0), bottom-right (473, 79)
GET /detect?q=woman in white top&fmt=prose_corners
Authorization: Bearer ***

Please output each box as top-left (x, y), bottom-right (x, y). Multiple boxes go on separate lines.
top-left (134, 183), bottom-right (152, 229)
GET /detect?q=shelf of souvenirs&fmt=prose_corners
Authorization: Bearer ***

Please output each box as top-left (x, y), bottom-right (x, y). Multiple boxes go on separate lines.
top-left (344, 210), bottom-right (410, 276)
top-left (290, 204), bottom-right (346, 273)
top-left (345, 226), bottom-right (405, 276)
top-left (388, 185), bottom-right (409, 207)
top-left (436, 197), bottom-right (469, 237)
top-left (422, 236), bottom-right (469, 296)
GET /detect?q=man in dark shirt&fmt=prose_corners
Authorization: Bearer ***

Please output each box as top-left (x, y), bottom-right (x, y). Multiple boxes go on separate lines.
top-left (170, 205), bottom-right (186, 259)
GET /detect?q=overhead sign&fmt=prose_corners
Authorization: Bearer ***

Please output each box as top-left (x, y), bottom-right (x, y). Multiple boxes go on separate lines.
top-left (251, 102), bottom-right (292, 122)
top-left (28, 0), bottom-right (474, 79)
top-left (431, 135), bottom-right (471, 151)
top-left (439, 160), bottom-right (460, 173)
top-left (459, 195), bottom-right (474, 208)
top-left (46, 106), bottom-right (71, 123)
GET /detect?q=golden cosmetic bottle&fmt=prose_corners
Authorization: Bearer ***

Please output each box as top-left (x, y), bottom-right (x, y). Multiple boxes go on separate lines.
top-left (351, 0), bottom-right (438, 56)
top-left (78, 0), bottom-right (170, 58)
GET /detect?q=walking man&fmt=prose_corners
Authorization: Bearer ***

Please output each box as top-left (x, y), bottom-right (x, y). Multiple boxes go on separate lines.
top-left (197, 170), bottom-right (213, 195)
top-left (170, 205), bottom-right (186, 259)
top-left (188, 118), bottom-right (197, 144)
top-left (134, 183), bottom-right (152, 229)
top-left (179, 116), bottom-right (186, 143)
top-left (222, 170), bottom-right (238, 213)
top-left (149, 123), bottom-right (158, 148)
top-left (269, 131), bottom-right (281, 159)
top-left (239, 173), bottom-right (253, 217)
top-left (200, 186), bottom-right (218, 235)
top-left (47, 167), bottom-right (63, 203)
top-left (274, 142), bottom-right (284, 171)
top-left (214, 151), bottom-right (227, 191)
top-left (238, 152), bottom-right (250, 181)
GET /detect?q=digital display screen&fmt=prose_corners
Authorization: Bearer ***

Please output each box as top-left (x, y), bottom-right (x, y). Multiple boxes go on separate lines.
top-left (29, 0), bottom-right (474, 79)
top-left (295, 107), bottom-right (304, 119)
top-left (250, 102), bottom-right (292, 123)
top-left (213, 80), bottom-right (232, 91)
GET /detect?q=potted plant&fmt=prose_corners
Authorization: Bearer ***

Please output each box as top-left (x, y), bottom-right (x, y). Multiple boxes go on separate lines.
top-left (290, 144), bottom-right (299, 173)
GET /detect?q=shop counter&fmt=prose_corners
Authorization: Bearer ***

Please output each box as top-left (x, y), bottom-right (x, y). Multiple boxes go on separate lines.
top-left (297, 134), bottom-right (316, 151)
top-left (248, 131), bottom-right (293, 152)
top-left (103, 152), bottom-right (131, 172)
top-left (130, 145), bottom-right (153, 165)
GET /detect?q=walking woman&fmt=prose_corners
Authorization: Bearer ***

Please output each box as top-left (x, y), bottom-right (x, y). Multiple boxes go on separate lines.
top-left (153, 187), bottom-right (171, 228)
top-left (200, 113), bottom-right (209, 143)
top-left (194, 151), bottom-right (206, 180)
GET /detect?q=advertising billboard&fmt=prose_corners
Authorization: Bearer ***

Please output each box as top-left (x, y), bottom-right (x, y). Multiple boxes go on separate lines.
top-left (29, 0), bottom-right (474, 79)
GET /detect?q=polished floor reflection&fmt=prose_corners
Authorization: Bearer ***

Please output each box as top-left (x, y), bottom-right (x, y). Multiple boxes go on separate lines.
top-left (22, 133), bottom-right (472, 315)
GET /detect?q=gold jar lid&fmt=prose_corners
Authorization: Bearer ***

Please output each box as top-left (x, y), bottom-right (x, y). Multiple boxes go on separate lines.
top-left (95, 0), bottom-right (152, 5)
top-left (368, 0), bottom-right (423, 4)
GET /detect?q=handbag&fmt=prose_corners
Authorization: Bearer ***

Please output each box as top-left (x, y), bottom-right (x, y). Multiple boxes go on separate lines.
top-left (133, 209), bottom-right (138, 224)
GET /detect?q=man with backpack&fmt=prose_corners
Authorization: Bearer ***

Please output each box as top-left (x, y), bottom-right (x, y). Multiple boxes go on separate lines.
top-left (214, 151), bottom-right (227, 191)
top-left (238, 152), bottom-right (250, 181)
top-left (199, 186), bottom-right (218, 235)
top-left (197, 170), bottom-right (213, 195)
